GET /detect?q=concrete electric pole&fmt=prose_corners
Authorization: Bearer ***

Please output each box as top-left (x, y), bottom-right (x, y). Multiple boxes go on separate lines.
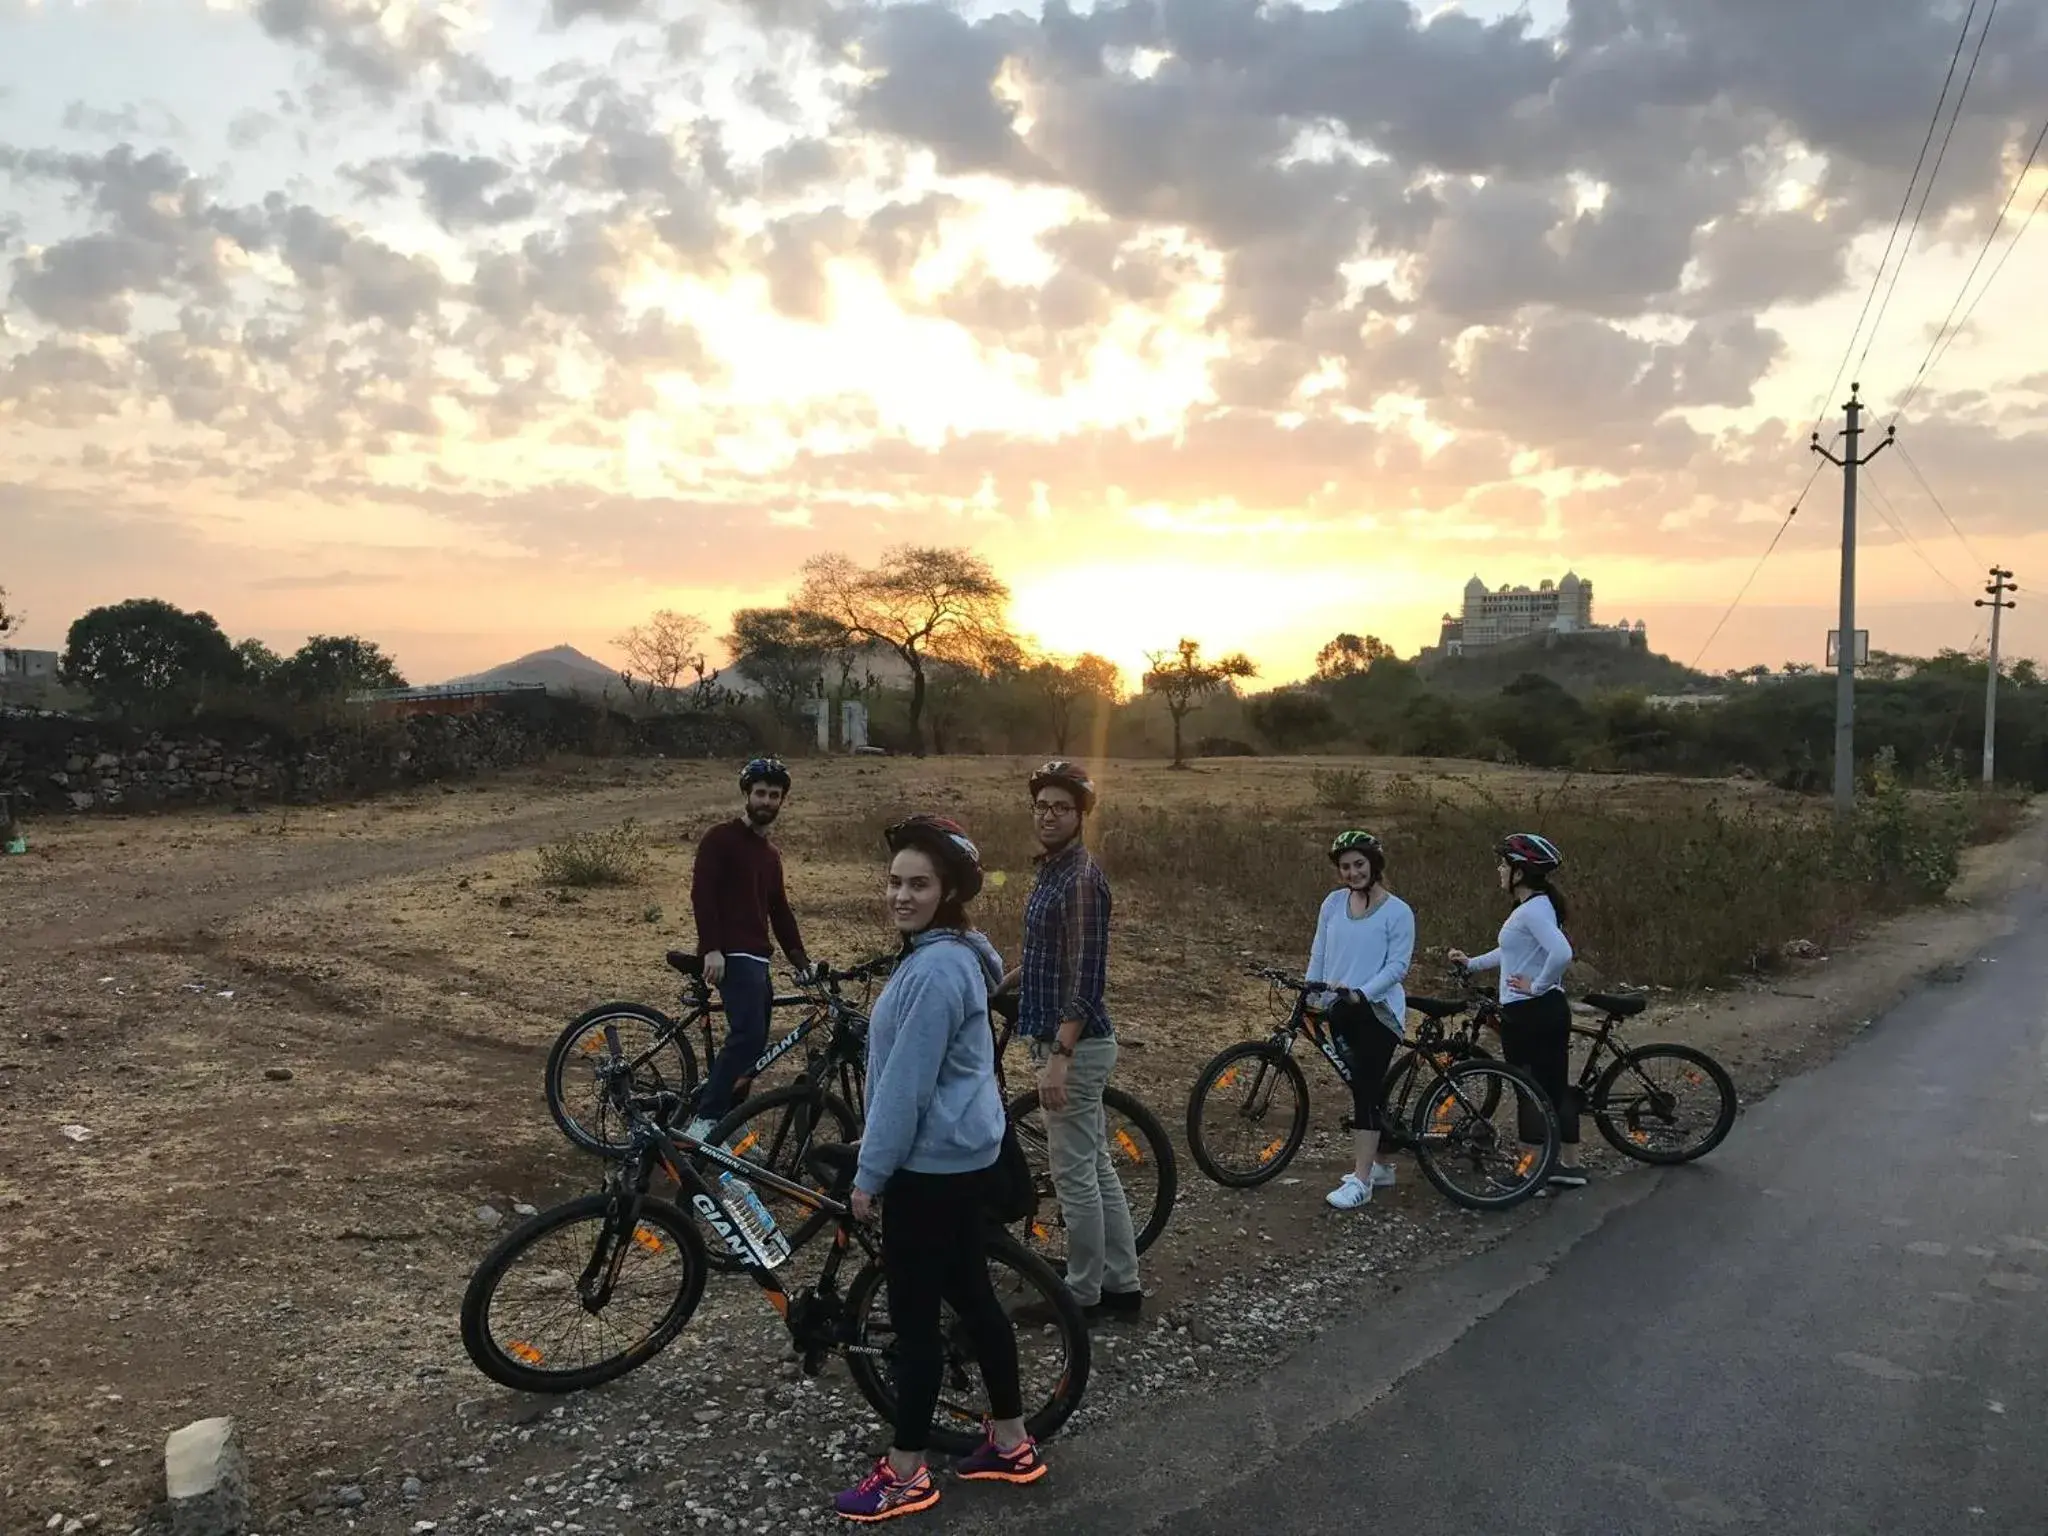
top-left (1811, 384), bottom-right (1894, 816)
top-left (1976, 566), bottom-right (2017, 786)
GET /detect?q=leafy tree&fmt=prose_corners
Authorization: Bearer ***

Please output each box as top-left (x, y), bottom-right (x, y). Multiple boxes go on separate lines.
top-left (0, 586), bottom-right (19, 640)
top-left (1314, 633), bottom-right (1394, 681)
top-left (233, 637), bottom-right (284, 685)
top-left (60, 598), bottom-right (240, 716)
top-left (1030, 652), bottom-right (1122, 753)
top-left (615, 609), bottom-right (719, 710)
top-left (1246, 687), bottom-right (1337, 751)
top-left (1490, 672), bottom-right (1592, 768)
top-left (275, 635), bottom-right (407, 700)
top-left (1142, 638), bottom-right (1257, 768)
top-left (726, 607), bottom-right (856, 723)
top-left (796, 546), bottom-right (1014, 755)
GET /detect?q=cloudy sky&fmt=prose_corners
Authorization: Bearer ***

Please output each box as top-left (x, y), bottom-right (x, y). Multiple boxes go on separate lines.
top-left (4, 0), bottom-right (2046, 686)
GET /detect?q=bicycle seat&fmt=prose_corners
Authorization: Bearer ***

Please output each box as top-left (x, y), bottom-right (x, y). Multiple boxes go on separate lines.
top-left (665, 950), bottom-right (704, 979)
top-left (1406, 996), bottom-right (1469, 1021)
top-left (1584, 991), bottom-right (1648, 1018)
top-left (804, 1142), bottom-right (862, 1197)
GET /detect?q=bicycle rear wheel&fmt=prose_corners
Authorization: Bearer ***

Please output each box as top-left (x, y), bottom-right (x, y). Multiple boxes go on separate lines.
top-left (702, 1082), bottom-right (857, 1271)
top-left (1377, 1042), bottom-right (1494, 1152)
top-left (460, 1193), bottom-right (708, 1393)
top-left (844, 1229), bottom-right (1091, 1456)
top-left (1185, 1042), bottom-right (1309, 1187)
top-left (1410, 1061), bottom-right (1556, 1211)
top-left (1591, 1043), bottom-right (1737, 1164)
top-left (1005, 1086), bottom-right (1178, 1264)
top-left (545, 1004), bottom-right (698, 1158)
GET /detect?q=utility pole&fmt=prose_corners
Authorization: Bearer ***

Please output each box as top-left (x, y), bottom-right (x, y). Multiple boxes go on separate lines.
top-left (1811, 384), bottom-right (1894, 816)
top-left (1976, 566), bottom-right (2017, 785)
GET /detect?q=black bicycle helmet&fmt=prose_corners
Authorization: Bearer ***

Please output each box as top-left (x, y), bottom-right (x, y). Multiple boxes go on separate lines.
top-left (1028, 759), bottom-right (1098, 814)
top-left (1496, 831), bottom-right (1562, 872)
top-left (884, 814), bottom-right (985, 902)
top-left (740, 755), bottom-right (791, 792)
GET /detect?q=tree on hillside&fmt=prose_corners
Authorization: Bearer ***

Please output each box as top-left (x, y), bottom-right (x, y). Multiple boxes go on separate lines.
top-left (1246, 687), bottom-right (1337, 751)
top-left (727, 607), bottom-right (844, 723)
top-left (275, 635), bottom-right (407, 700)
top-left (1143, 638), bottom-right (1257, 768)
top-left (61, 599), bottom-right (241, 716)
top-left (615, 608), bottom-right (720, 710)
top-left (0, 586), bottom-right (19, 639)
top-left (1030, 652), bottom-right (1121, 753)
top-left (796, 546), bottom-right (1013, 756)
top-left (1314, 633), bottom-right (1393, 681)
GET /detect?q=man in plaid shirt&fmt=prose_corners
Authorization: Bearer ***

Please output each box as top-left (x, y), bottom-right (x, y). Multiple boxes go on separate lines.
top-left (1008, 760), bottom-right (1142, 1321)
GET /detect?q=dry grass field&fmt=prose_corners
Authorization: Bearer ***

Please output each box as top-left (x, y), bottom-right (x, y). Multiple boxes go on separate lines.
top-left (0, 753), bottom-right (2032, 1531)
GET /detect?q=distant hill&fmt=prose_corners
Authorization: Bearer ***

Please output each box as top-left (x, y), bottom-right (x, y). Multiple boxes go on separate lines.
top-left (1417, 635), bottom-right (1714, 699)
top-left (445, 645), bottom-right (626, 697)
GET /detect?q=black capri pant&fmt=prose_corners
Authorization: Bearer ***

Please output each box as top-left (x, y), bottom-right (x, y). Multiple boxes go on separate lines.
top-left (1329, 997), bottom-right (1403, 1132)
top-left (1497, 989), bottom-right (1580, 1146)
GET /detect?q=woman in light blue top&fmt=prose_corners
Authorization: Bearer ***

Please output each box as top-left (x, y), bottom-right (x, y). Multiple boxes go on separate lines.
top-left (1304, 830), bottom-right (1416, 1211)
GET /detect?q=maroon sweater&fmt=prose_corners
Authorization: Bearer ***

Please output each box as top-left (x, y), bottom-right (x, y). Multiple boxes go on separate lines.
top-left (691, 819), bottom-right (807, 964)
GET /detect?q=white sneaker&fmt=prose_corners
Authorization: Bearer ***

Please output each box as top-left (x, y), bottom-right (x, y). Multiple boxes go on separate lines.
top-left (1325, 1173), bottom-right (1373, 1210)
top-left (682, 1116), bottom-right (717, 1143)
top-left (1370, 1162), bottom-right (1397, 1188)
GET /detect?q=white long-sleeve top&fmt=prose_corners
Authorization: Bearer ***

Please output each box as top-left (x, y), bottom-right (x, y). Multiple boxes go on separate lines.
top-left (1462, 893), bottom-right (1572, 1004)
top-left (1306, 889), bottom-right (1414, 1037)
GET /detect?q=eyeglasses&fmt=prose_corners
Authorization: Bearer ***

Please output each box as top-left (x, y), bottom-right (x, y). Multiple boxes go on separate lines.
top-left (1032, 801), bottom-right (1078, 819)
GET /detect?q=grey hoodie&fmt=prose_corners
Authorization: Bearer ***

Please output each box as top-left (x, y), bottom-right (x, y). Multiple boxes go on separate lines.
top-left (855, 928), bottom-right (1008, 1196)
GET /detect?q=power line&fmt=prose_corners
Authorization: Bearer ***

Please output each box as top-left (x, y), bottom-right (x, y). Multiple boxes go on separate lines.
top-left (1854, 0), bottom-right (2000, 382)
top-left (1912, 155), bottom-right (2048, 410)
top-left (1892, 112), bottom-right (2048, 422)
top-left (1862, 464), bottom-right (1967, 597)
top-left (1691, 451), bottom-right (1834, 670)
top-left (1809, 0), bottom-right (1983, 432)
top-left (1894, 438), bottom-right (1985, 567)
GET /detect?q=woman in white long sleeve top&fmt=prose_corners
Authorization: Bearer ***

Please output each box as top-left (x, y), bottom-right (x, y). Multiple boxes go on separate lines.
top-left (1305, 831), bottom-right (1415, 1211)
top-left (1448, 832), bottom-right (1584, 1188)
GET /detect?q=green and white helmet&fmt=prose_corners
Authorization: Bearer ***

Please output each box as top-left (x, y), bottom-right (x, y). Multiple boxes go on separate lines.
top-left (1327, 830), bottom-right (1384, 866)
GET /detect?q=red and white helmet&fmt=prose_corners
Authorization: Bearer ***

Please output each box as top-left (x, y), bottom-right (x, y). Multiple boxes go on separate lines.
top-left (1495, 832), bottom-right (1562, 872)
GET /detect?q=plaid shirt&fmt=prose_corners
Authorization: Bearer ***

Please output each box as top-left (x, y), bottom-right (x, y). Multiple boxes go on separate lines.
top-left (1018, 839), bottom-right (1114, 1040)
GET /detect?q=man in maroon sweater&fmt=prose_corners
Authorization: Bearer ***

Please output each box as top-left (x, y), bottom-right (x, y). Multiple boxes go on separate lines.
top-left (685, 756), bottom-right (814, 1139)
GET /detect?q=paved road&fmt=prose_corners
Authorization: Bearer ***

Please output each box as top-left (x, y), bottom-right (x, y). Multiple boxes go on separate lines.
top-left (960, 879), bottom-right (2048, 1536)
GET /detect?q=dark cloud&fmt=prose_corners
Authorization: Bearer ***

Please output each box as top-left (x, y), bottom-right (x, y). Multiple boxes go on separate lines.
top-left (252, 0), bottom-right (507, 104)
top-left (407, 152), bottom-right (539, 230)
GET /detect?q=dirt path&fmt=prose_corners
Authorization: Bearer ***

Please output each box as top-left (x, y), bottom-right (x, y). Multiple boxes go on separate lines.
top-left (2, 766), bottom-right (2038, 1536)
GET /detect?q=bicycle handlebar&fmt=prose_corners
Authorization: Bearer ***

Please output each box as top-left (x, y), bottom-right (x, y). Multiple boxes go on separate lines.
top-left (1247, 965), bottom-right (1311, 991)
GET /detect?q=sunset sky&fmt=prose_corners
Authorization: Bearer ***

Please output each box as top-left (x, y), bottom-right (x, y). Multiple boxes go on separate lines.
top-left (4, 0), bottom-right (2047, 688)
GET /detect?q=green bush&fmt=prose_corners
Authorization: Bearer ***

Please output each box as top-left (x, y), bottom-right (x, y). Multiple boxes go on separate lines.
top-left (537, 819), bottom-right (650, 887)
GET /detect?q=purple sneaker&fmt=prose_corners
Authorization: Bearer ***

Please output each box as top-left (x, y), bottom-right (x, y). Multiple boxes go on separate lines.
top-left (833, 1457), bottom-right (940, 1522)
top-left (955, 1426), bottom-right (1047, 1484)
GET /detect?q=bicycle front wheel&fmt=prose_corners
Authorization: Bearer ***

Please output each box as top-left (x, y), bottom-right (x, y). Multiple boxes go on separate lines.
top-left (1411, 1061), bottom-right (1556, 1211)
top-left (1186, 1042), bottom-right (1309, 1187)
top-left (1378, 1042), bottom-right (1494, 1152)
top-left (460, 1193), bottom-right (708, 1393)
top-left (702, 1082), bottom-right (858, 1271)
top-left (1591, 1044), bottom-right (1737, 1164)
top-left (1005, 1085), bottom-right (1178, 1263)
top-left (545, 1003), bottom-right (698, 1158)
top-left (844, 1228), bottom-right (1090, 1456)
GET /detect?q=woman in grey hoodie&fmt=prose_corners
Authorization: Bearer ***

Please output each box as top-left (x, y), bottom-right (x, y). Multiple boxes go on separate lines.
top-left (834, 814), bottom-right (1046, 1523)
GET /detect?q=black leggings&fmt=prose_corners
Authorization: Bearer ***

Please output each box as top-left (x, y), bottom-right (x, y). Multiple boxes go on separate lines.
top-left (1330, 999), bottom-right (1402, 1133)
top-left (880, 1164), bottom-right (1024, 1453)
top-left (1497, 990), bottom-right (1580, 1147)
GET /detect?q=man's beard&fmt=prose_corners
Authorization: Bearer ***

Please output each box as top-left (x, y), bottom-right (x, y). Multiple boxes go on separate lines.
top-left (746, 803), bottom-right (781, 828)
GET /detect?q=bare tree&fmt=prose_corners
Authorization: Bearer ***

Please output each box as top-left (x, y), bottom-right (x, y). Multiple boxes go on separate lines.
top-left (1030, 652), bottom-right (1122, 753)
top-left (796, 547), bottom-right (1013, 755)
top-left (1143, 638), bottom-right (1258, 769)
top-left (615, 609), bottom-right (720, 710)
top-left (727, 607), bottom-right (841, 723)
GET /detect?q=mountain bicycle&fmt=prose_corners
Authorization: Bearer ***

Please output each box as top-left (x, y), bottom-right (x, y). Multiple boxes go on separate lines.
top-left (461, 1076), bottom-right (1090, 1455)
top-left (1383, 981), bottom-right (1739, 1164)
top-left (1185, 967), bottom-right (1559, 1210)
top-left (544, 950), bottom-right (874, 1157)
top-left (987, 989), bottom-right (1178, 1267)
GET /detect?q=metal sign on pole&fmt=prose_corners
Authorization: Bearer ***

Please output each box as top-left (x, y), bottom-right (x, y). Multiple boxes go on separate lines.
top-left (1824, 631), bottom-right (1870, 670)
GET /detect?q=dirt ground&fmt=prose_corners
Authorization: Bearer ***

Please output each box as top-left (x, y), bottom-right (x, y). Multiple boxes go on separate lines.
top-left (1, 754), bottom-right (2037, 1534)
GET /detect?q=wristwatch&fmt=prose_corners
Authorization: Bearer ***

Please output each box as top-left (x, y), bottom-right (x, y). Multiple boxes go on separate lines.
top-left (1049, 1039), bottom-right (1076, 1059)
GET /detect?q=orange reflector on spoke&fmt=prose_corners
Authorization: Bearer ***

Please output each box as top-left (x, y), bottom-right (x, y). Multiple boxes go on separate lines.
top-left (1115, 1130), bottom-right (1143, 1163)
top-left (632, 1225), bottom-right (665, 1254)
top-left (508, 1340), bottom-right (543, 1365)
top-left (1515, 1151), bottom-right (1536, 1177)
top-left (1258, 1137), bottom-right (1285, 1164)
top-left (580, 1036), bottom-right (607, 1055)
top-left (1216, 1068), bottom-right (1240, 1091)
top-left (734, 1132), bottom-right (761, 1158)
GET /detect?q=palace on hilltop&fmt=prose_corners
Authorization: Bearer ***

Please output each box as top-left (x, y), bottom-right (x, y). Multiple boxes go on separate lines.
top-left (1431, 572), bottom-right (1647, 656)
